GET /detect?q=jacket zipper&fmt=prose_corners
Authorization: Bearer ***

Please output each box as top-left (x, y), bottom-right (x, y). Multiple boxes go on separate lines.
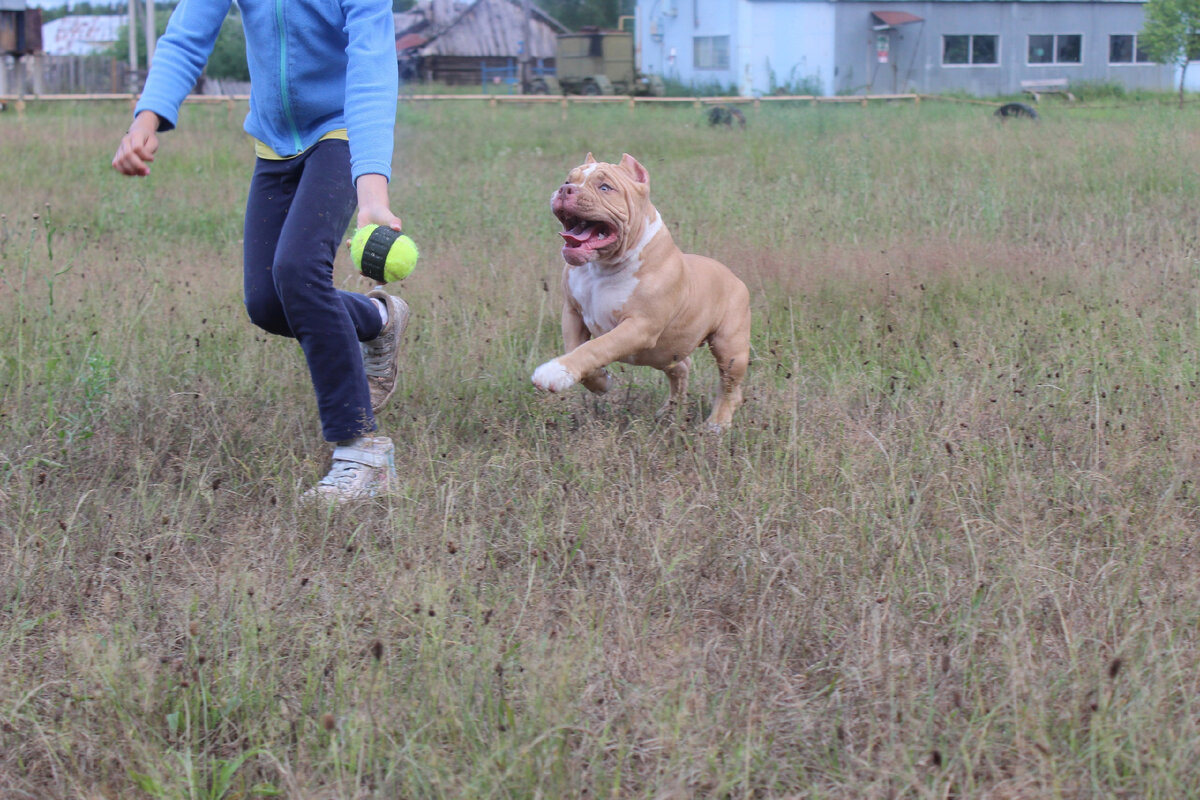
top-left (274, 0), bottom-right (303, 153)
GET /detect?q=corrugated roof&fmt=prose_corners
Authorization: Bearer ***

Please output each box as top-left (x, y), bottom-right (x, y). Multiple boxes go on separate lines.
top-left (397, 32), bottom-right (428, 51)
top-left (417, 0), bottom-right (566, 58)
top-left (40, 14), bottom-right (125, 56)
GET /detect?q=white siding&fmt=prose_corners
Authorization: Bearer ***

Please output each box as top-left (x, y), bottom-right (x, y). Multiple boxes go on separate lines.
top-left (745, 0), bottom-right (834, 95)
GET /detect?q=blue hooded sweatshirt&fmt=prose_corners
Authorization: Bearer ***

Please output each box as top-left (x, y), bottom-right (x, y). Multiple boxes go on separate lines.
top-left (135, 0), bottom-right (397, 182)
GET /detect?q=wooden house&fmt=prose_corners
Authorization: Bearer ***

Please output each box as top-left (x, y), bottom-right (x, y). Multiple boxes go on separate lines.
top-left (395, 0), bottom-right (567, 86)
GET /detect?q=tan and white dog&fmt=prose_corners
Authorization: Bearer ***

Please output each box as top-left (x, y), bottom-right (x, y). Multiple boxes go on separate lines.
top-left (531, 153), bottom-right (751, 432)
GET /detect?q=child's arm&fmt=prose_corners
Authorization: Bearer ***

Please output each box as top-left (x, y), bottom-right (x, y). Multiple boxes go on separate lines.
top-left (343, 0), bottom-right (402, 233)
top-left (356, 174), bottom-right (402, 232)
top-left (134, 0), bottom-right (233, 134)
top-left (342, 0), bottom-right (398, 185)
top-left (112, 110), bottom-right (162, 177)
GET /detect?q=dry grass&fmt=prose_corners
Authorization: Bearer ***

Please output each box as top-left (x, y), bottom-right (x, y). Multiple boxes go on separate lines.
top-left (3, 98), bottom-right (1200, 798)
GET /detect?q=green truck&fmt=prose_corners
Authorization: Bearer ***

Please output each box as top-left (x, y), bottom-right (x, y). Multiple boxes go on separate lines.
top-left (530, 29), bottom-right (664, 97)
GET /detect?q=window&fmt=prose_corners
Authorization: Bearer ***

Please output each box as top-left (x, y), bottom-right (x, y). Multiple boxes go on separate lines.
top-left (942, 34), bottom-right (999, 65)
top-left (694, 36), bottom-right (730, 70)
top-left (1029, 34), bottom-right (1082, 64)
top-left (1110, 34), bottom-right (1153, 64)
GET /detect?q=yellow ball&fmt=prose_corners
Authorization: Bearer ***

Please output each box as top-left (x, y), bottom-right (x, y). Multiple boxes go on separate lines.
top-left (350, 224), bottom-right (419, 283)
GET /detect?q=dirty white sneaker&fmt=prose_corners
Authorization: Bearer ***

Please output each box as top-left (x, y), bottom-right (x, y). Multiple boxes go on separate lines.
top-left (302, 436), bottom-right (396, 504)
top-left (362, 289), bottom-right (410, 414)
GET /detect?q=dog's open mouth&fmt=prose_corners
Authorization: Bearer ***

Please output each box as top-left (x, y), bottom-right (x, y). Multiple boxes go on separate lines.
top-left (558, 215), bottom-right (619, 263)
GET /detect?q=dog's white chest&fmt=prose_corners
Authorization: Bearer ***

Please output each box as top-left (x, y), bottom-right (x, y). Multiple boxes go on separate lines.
top-left (567, 263), bottom-right (639, 335)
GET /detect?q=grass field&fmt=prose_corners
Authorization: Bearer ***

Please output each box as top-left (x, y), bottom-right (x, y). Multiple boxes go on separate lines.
top-left (3, 96), bottom-right (1200, 798)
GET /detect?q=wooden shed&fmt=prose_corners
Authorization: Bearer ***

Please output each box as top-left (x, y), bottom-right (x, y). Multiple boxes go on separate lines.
top-left (396, 0), bottom-right (567, 86)
top-left (0, 0), bottom-right (42, 57)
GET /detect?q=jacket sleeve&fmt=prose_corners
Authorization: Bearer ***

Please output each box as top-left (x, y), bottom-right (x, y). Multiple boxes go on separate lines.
top-left (341, 0), bottom-right (398, 182)
top-left (134, 0), bottom-right (235, 130)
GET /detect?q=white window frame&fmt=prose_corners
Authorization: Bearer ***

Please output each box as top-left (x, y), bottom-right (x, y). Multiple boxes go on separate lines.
top-left (941, 34), bottom-right (1000, 67)
top-left (694, 36), bottom-right (730, 70)
top-left (1028, 33), bottom-right (1084, 66)
top-left (1108, 33), bottom-right (1154, 65)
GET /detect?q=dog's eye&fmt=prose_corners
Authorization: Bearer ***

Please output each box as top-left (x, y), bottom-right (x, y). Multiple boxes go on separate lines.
top-left (599, 183), bottom-right (614, 192)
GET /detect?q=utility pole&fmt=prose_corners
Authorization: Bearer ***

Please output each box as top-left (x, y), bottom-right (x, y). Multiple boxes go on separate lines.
top-left (519, 0), bottom-right (531, 93)
top-left (127, 0), bottom-right (138, 90)
top-left (144, 0), bottom-right (156, 67)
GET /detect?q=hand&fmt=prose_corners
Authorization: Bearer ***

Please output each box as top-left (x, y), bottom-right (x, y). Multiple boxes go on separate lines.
top-left (355, 173), bottom-right (402, 231)
top-left (112, 111), bottom-right (161, 176)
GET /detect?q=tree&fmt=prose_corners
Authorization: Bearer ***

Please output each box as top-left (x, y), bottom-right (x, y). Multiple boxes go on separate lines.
top-left (41, 3), bottom-right (128, 23)
top-left (205, 12), bottom-right (249, 81)
top-left (108, 6), bottom-right (249, 81)
top-left (539, 0), bottom-right (628, 31)
top-left (1140, 0), bottom-right (1200, 107)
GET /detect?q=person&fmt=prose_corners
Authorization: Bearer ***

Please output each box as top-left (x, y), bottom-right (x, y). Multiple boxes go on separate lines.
top-left (111, 0), bottom-right (409, 503)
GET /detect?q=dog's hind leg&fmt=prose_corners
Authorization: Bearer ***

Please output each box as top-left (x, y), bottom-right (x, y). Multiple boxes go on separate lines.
top-left (655, 356), bottom-right (691, 421)
top-left (704, 314), bottom-right (750, 432)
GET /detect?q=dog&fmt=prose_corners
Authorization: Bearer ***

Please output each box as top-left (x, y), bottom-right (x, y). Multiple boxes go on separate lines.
top-left (531, 153), bottom-right (751, 432)
top-left (707, 105), bottom-right (746, 128)
top-left (994, 102), bottom-right (1039, 121)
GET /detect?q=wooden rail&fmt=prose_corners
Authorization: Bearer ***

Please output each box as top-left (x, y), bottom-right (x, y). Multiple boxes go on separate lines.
top-left (1, 91), bottom-right (921, 111)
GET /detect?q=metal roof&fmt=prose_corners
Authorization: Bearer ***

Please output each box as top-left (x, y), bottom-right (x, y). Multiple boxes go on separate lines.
top-left (40, 14), bottom-right (125, 56)
top-left (415, 0), bottom-right (567, 59)
top-left (871, 10), bottom-right (923, 26)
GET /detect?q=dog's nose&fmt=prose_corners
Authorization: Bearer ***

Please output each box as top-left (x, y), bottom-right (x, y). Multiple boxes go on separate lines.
top-left (559, 183), bottom-right (577, 196)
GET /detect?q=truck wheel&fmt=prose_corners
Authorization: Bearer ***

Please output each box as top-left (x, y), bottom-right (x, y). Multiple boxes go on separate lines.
top-left (582, 81), bottom-right (602, 96)
top-left (529, 79), bottom-right (550, 95)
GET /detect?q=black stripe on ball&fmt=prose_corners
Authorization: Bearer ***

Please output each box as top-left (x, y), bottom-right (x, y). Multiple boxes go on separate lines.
top-left (360, 226), bottom-right (402, 283)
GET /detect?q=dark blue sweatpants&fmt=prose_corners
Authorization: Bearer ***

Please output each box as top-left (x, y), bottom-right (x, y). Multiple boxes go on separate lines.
top-left (242, 139), bottom-right (384, 443)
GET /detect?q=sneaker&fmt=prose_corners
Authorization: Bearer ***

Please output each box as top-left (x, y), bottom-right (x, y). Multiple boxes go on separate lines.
top-left (362, 289), bottom-right (410, 414)
top-left (302, 436), bottom-right (396, 504)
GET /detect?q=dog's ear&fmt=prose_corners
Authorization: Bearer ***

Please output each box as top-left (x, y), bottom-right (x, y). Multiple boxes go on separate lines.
top-left (584, 153), bottom-right (597, 165)
top-left (619, 153), bottom-right (648, 185)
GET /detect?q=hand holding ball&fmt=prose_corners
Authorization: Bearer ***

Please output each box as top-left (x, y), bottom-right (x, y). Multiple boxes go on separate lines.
top-left (350, 224), bottom-right (419, 283)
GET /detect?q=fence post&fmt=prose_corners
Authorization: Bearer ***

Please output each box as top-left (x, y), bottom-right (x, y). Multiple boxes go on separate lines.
top-left (15, 56), bottom-right (26, 117)
top-left (31, 53), bottom-right (42, 96)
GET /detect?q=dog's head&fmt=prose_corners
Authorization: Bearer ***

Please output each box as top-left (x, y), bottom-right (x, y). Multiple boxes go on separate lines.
top-left (551, 153), bottom-right (653, 267)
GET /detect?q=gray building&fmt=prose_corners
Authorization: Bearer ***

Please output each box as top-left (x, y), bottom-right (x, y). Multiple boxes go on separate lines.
top-left (635, 0), bottom-right (1175, 97)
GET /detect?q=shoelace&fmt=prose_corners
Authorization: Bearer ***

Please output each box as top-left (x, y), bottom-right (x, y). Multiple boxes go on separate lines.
top-left (319, 459), bottom-right (365, 489)
top-left (362, 326), bottom-right (393, 378)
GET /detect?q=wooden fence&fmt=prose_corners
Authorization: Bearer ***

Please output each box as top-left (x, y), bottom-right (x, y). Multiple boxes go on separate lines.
top-left (0, 55), bottom-right (131, 96)
top-left (0, 91), bottom-right (921, 112)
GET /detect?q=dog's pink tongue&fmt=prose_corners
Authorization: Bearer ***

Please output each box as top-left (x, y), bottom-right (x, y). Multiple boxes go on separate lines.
top-left (560, 222), bottom-right (596, 248)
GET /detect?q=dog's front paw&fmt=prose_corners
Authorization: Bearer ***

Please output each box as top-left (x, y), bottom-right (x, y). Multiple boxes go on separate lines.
top-left (532, 359), bottom-right (577, 393)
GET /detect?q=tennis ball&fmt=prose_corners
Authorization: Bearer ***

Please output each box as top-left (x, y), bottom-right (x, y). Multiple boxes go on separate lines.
top-left (350, 224), bottom-right (419, 283)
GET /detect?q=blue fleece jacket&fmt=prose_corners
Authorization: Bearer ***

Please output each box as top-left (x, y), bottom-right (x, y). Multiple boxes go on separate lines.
top-left (135, 0), bottom-right (397, 182)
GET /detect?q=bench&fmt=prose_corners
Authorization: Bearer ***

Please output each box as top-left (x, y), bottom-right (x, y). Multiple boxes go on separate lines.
top-left (1021, 78), bottom-right (1075, 102)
